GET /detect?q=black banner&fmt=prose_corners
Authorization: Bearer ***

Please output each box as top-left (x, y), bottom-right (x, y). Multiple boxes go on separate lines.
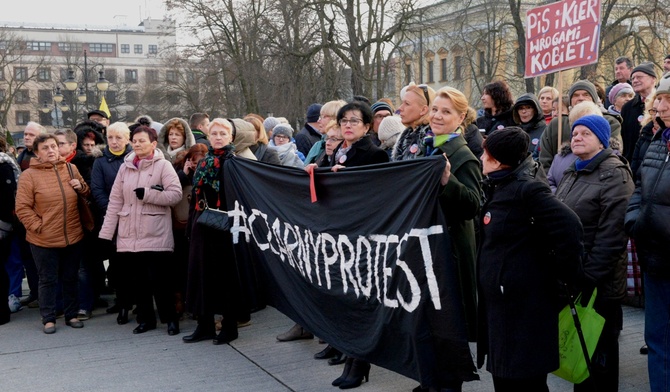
top-left (224, 156), bottom-right (478, 387)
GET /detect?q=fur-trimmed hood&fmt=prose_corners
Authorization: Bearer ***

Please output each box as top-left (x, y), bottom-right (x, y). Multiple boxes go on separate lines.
top-left (158, 117), bottom-right (197, 162)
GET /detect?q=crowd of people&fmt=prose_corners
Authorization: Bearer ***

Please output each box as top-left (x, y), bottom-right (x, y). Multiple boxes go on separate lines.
top-left (2, 53), bottom-right (670, 392)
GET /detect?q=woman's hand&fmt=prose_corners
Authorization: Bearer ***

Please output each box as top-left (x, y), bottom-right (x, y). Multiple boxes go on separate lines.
top-left (331, 164), bottom-right (346, 172)
top-left (69, 179), bottom-right (83, 191)
top-left (440, 154), bottom-right (451, 186)
top-left (184, 160), bottom-right (194, 175)
top-left (304, 163), bottom-right (317, 173)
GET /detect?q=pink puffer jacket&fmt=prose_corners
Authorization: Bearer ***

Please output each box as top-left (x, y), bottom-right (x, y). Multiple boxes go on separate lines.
top-left (99, 149), bottom-right (182, 252)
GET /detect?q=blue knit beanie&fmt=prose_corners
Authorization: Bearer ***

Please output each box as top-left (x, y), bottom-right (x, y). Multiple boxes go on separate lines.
top-left (572, 114), bottom-right (610, 148)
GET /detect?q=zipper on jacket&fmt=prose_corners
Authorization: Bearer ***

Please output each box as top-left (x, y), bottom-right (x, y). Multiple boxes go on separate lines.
top-left (54, 165), bottom-right (70, 246)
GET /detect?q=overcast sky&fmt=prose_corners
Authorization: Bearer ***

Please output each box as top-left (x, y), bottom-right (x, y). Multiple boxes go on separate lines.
top-left (0, 0), bottom-right (169, 27)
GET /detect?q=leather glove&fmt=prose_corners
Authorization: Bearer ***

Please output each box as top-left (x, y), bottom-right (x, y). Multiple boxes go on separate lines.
top-left (134, 187), bottom-right (145, 200)
top-left (150, 184), bottom-right (164, 191)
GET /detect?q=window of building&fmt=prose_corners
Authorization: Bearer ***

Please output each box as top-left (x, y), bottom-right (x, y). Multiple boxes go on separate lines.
top-left (186, 72), bottom-right (196, 83)
top-left (14, 67), bottom-right (28, 81)
top-left (15, 111), bottom-right (31, 126)
top-left (125, 90), bottom-right (138, 105)
top-left (478, 51), bottom-right (486, 76)
top-left (0, 89), bottom-right (5, 102)
top-left (58, 42), bottom-right (83, 52)
top-left (104, 68), bottom-right (117, 83)
top-left (89, 43), bottom-right (114, 53)
top-left (28, 42), bottom-right (51, 51)
top-left (148, 45), bottom-right (158, 54)
top-left (454, 56), bottom-right (463, 80)
top-left (125, 69), bottom-right (138, 83)
top-left (427, 60), bottom-right (434, 83)
top-left (405, 63), bottom-right (411, 85)
top-left (166, 70), bottom-right (177, 83)
top-left (14, 89), bottom-right (30, 104)
top-left (38, 89), bottom-right (52, 104)
top-left (37, 67), bottom-right (51, 81)
top-left (126, 110), bottom-right (139, 121)
top-left (146, 69), bottom-right (159, 83)
top-left (121, 44), bottom-right (130, 54)
top-left (440, 58), bottom-right (447, 81)
top-left (134, 44), bottom-right (143, 54)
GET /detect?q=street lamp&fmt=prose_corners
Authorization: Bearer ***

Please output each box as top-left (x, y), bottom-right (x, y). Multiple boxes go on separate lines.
top-left (40, 87), bottom-right (70, 129)
top-left (63, 50), bottom-right (109, 114)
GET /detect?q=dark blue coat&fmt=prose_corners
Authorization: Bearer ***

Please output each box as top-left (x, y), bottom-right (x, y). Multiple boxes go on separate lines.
top-left (90, 144), bottom-right (132, 213)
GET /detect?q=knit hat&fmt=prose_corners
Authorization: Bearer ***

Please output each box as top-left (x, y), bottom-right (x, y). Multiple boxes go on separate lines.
top-left (568, 80), bottom-right (599, 103)
top-left (378, 116), bottom-right (405, 143)
top-left (608, 82), bottom-right (634, 105)
top-left (483, 127), bottom-right (529, 168)
top-left (631, 62), bottom-right (657, 79)
top-left (263, 117), bottom-right (280, 134)
top-left (306, 104), bottom-right (322, 123)
top-left (272, 124), bottom-right (294, 139)
top-left (656, 72), bottom-right (670, 96)
top-left (371, 101), bottom-right (394, 115)
top-left (572, 114), bottom-right (611, 148)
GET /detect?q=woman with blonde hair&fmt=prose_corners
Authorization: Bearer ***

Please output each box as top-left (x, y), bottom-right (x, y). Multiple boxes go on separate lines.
top-left (304, 100), bottom-right (347, 164)
top-left (393, 83), bottom-right (436, 160)
top-left (538, 86), bottom-right (560, 124)
top-left (244, 115), bottom-right (281, 165)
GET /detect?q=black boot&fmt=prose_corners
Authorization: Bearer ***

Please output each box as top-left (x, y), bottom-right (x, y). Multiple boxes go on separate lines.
top-left (182, 316), bottom-right (215, 343)
top-left (332, 357), bottom-right (354, 387)
top-left (338, 359), bottom-right (370, 389)
top-left (213, 318), bottom-right (238, 345)
top-left (314, 344), bottom-right (341, 360)
top-left (117, 309), bottom-right (129, 325)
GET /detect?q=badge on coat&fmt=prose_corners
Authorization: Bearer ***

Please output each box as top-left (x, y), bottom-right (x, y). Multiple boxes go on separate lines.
top-left (497, 125), bottom-right (505, 130)
top-left (638, 115), bottom-right (644, 123)
top-left (339, 155), bottom-right (347, 164)
top-left (532, 138), bottom-right (539, 145)
top-left (409, 144), bottom-right (419, 154)
top-left (483, 211), bottom-right (491, 225)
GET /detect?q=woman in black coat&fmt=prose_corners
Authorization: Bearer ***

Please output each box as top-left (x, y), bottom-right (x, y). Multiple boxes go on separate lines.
top-left (183, 118), bottom-right (248, 345)
top-left (477, 127), bottom-right (583, 391)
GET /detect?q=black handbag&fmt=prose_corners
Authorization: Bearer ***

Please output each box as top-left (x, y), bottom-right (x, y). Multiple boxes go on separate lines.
top-left (196, 198), bottom-right (231, 231)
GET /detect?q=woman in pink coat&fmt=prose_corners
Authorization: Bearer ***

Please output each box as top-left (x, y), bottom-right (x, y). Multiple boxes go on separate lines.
top-left (99, 125), bottom-right (182, 336)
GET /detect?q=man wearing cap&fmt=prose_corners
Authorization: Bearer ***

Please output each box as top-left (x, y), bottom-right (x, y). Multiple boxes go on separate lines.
top-left (370, 100), bottom-right (394, 147)
top-left (539, 80), bottom-right (622, 171)
top-left (663, 54), bottom-right (670, 73)
top-left (87, 109), bottom-right (110, 131)
top-left (604, 57), bottom-right (633, 108)
top-left (625, 72), bottom-right (670, 392)
top-left (294, 103), bottom-right (322, 156)
top-left (620, 62), bottom-right (657, 162)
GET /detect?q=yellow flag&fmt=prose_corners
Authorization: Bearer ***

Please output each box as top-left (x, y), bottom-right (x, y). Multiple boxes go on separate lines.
top-left (99, 96), bottom-right (111, 120)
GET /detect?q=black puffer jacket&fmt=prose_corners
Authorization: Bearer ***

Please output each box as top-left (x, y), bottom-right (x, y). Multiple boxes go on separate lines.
top-left (630, 121), bottom-right (654, 181)
top-left (620, 93), bottom-right (646, 162)
top-left (556, 149), bottom-right (634, 300)
top-left (476, 109), bottom-right (515, 137)
top-left (625, 129), bottom-right (670, 277)
top-left (512, 93), bottom-right (546, 160)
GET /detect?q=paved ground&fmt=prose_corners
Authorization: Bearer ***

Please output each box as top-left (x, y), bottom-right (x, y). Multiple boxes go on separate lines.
top-left (0, 294), bottom-right (648, 392)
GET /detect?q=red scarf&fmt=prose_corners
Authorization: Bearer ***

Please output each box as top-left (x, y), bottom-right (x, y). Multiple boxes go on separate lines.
top-left (64, 151), bottom-right (76, 162)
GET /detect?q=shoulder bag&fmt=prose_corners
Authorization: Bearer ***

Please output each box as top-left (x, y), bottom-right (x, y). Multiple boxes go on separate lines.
top-left (196, 197), bottom-right (231, 232)
top-left (66, 163), bottom-right (95, 232)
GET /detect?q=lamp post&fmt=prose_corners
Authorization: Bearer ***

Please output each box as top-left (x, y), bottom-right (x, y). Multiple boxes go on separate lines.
top-left (40, 87), bottom-right (70, 129)
top-left (62, 50), bottom-right (110, 127)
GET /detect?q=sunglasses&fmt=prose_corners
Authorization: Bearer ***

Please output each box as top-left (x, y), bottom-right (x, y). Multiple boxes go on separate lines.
top-left (418, 84), bottom-right (430, 104)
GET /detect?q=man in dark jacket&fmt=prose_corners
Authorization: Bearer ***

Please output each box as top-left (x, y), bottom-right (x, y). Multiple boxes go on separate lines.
top-left (604, 56), bottom-right (633, 108)
top-left (620, 62), bottom-right (657, 162)
top-left (189, 112), bottom-right (210, 147)
top-left (294, 103), bottom-right (322, 156)
top-left (625, 72), bottom-right (670, 392)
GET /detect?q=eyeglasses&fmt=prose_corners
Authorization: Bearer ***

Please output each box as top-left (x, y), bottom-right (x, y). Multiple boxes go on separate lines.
top-left (338, 118), bottom-right (362, 126)
top-left (418, 84), bottom-right (430, 104)
top-left (326, 137), bottom-right (344, 143)
top-left (274, 135), bottom-right (289, 140)
top-left (648, 109), bottom-right (658, 116)
top-left (57, 142), bottom-right (69, 146)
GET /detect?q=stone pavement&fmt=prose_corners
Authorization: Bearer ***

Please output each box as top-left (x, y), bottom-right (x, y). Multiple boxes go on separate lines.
top-left (0, 297), bottom-right (648, 392)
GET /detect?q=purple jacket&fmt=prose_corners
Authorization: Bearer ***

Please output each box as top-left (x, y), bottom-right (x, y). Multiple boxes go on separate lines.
top-left (99, 149), bottom-right (182, 252)
top-left (548, 151), bottom-right (577, 193)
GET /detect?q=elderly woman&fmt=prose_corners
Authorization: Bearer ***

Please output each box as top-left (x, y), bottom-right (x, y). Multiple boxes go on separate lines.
top-left (607, 83), bottom-right (634, 116)
top-left (476, 80), bottom-right (516, 136)
top-left (512, 93), bottom-right (547, 161)
top-left (244, 115), bottom-right (281, 165)
top-left (229, 118), bottom-right (259, 160)
top-left (377, 115), bottom-right (405, 157)
top-left (316, 120), bottom-right (343, 167)
top-left (182, 118), bottom-right (247, 345)
top-left (478, 127), bottom-right (583, 391)
top-left (269, 124), bottom-right (304, 168)
top-left (304, 100), bottom-right (348, 164)
top-left (91, 122), bottom-right (134, 323)
top-left (99, 125), bottom-right (182, 336)
top-left (158, 118), bottom-right (197, 163)
top-left (538, 86), bottom-right (560, 124)
top-left (393, 83), bottom-right (435, 160)
top-left (555, 115), bottom-right (634, 391)
top-left (16, 134), bottom-right (90, 334)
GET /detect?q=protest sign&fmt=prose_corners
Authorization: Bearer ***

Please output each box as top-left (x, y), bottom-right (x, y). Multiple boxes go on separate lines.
top-left (525, 0), bottom-right (601, 77)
